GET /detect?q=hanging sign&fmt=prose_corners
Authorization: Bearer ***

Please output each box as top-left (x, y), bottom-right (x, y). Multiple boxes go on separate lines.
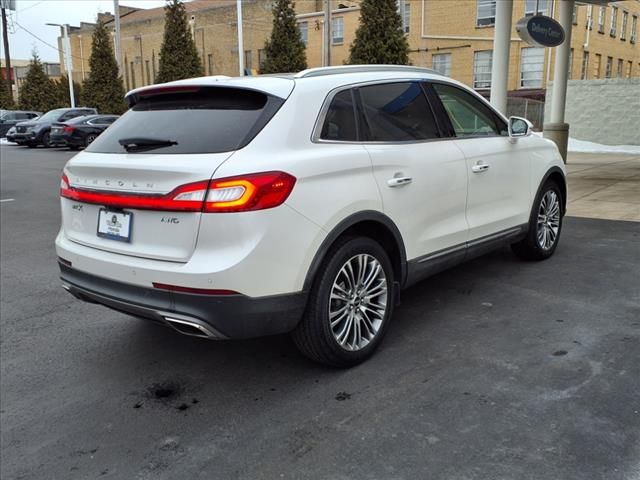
top-left (516, 15), bottom-right (565, 47)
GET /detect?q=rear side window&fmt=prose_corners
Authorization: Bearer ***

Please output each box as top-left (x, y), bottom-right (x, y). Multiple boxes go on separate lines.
top-left (359, 82), bottom-right (440, 142)
top-left (320, 90), bottom-right (358, 141)
top-left (432, 83), bottom-right (505, 137)
top-left (87, 87), bottom-right (284, 154)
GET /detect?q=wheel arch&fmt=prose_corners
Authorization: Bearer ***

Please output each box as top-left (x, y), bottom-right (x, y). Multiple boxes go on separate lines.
top-left (537, 167), bottom-right (567, 214)
top-left (303, 211), bottom-right (408, 292)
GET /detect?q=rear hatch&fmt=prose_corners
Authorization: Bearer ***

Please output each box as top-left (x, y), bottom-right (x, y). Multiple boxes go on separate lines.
top-left (61, 80), bottom-right (292, 262)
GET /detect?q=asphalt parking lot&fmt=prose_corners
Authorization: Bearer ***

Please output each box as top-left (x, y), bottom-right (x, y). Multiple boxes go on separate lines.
top-left (1, 144), bottom-right (639, 480)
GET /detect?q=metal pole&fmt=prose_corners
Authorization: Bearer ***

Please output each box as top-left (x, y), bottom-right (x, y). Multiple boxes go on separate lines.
top-left (489, 0), bottom-right (513, 115)
top-left (549, 0), bottom-right (573, 123)
top-left (324, 0), bottom-right (331, 67)
top-left (63, 24), bottom-right (75, 107)
top-left (114, 0), bottom-right (122, 73)
top-left (237, 0), bottom-right (244, 75)
top-left (1, 6), bottom-right (13, 103)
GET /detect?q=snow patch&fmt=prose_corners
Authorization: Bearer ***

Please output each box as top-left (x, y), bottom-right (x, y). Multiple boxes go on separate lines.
top-left (0, 138), bottom-right (16, 146)
top-left (567, 138), bottom-right (640, 155)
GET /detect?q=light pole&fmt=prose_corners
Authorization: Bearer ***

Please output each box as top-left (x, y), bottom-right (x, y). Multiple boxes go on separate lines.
top-left (46, 22), bottom-right (75, 107)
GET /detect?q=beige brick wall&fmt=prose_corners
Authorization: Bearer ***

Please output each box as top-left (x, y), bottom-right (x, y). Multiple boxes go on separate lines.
top-left (62, 0), bottom-right (640, 93)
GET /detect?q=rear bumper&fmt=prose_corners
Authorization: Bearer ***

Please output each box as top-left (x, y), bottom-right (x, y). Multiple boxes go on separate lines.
top-left (59, 261), bottom-right (307, 339)
top-left (50, 133), bottom-right (69, 145)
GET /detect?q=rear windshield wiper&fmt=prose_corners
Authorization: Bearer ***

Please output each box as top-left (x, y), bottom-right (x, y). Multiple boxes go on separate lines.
top-left (118, 137), bottom-right (178, 152)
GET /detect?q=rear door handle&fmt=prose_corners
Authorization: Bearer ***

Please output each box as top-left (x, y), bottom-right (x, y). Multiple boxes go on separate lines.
top-left (471, 162), bottom-right (490, 173)
top-left (387, 177), bottom-right (413, 187)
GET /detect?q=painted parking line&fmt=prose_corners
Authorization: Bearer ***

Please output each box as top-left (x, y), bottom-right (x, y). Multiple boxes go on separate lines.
top-left (0, 198), bottom-right (15, 203)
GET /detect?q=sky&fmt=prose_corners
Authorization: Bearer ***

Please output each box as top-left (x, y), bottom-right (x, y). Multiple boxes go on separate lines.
top-left (1, 0), bottom-right (169, 63)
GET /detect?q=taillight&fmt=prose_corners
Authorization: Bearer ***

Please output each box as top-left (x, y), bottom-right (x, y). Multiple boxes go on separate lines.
top-left (204, 172), bottom-right (296, 213)
top-left (63, 126), bottom-right (74, 133)
top-left (59, 171), bottom-right (296, 213)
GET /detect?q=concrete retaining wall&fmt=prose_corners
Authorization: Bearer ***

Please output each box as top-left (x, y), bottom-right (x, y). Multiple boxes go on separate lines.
top-left (544, 79), bottom-right (640, 146)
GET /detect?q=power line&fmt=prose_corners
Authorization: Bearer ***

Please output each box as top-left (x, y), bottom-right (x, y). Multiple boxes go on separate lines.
top-left (14, 20), bottom-right (85, 63)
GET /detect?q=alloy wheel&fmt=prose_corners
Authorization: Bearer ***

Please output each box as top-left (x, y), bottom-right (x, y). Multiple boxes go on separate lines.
top-left (537, 190), bottom-right (561, 250)
top-left (328, 254), bottom-right (388, 351)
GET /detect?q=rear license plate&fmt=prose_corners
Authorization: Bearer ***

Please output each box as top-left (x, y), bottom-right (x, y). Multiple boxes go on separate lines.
top-left (97, 209), bottom-right (133, 242)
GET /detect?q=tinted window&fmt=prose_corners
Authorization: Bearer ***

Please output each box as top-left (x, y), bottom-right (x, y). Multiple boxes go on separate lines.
top-left (433, 83), bottom-right (505, 137)
top-left (359, 82), bottom-right (440, 141)
top-left (88, 88), bottom-right (284, 155)
top-left (320, 89), bottom-right (357, 141)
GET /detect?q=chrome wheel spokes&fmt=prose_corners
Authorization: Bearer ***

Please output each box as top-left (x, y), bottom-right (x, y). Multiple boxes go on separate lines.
top-left (537, 190), bottom-right (561, 250)
top-left (329, 254), bottom-right (388, 351)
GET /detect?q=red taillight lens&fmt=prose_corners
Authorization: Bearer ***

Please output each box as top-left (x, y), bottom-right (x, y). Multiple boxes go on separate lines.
top-left (59, 171), bottom-right (296, 213)
top-left (204, 172), bottom-right (296, 213)
top-left (152, 282), bottom-right (239, 295)
top-left (63, 126), bottom-right (74, 133)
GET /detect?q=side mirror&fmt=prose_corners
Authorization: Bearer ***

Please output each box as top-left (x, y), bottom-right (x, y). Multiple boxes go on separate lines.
top-left (508, 116), bottom-right (533, 139)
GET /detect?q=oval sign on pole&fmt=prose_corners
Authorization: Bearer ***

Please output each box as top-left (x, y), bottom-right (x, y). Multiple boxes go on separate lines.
top-left (516, 15), bottom-right (565, 47)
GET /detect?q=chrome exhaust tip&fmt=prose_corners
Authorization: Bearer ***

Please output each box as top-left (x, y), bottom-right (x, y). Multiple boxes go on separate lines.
top-left (163, 316), bottom-right (219, 339)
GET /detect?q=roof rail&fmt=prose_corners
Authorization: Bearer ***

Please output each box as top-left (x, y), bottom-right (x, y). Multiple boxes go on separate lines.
top-left (296, 65), bottom-right (441, 78)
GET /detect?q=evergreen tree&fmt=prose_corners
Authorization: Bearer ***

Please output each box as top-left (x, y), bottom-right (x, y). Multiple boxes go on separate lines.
top-left (81, 20), bottom-right (127, 114)
top-left (261, 0), bottom-right (307, 74)
top-left (156, 0), bottom-right (204, 83)
top-left (55, 75), bottom-right (82, 108)
top-left (18, 52), bottom-right (59, 112)
top-left (348, 0), bottom-right (409, 65)
top-left (0, 74), bottom-right (15, 109)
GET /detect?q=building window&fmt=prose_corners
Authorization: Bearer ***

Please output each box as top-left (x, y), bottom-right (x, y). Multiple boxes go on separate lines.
top-left (432, 53), bottom-right (451, 76)
top-left (610, 7), bottom-right (618, 37)
top-left (258, 49), bottom-right (266, 70)
top-left (299, 21), bottom-right (308, 46)
top-left (572, 4), bottom-right (578, 25)
top-left (525, 0), bottom-right (549, 16)
top-left (476, 0), bottom-right (495, 27)
top-left (130, 61), bottom-right (136, 88)
top-left (152, 51), bottom-right (156, 82)
top-left (568, 48), bottom-right (574, 80)
top-left (632, 15), bottom-right (638, 44)
top-left (124, 55), bottom-right (130, 90)
top-left (473, 50), bottom-right (492, 89)
top-left (145, 60), bottom-right (150, 85)
top-left (628, 61), bottom-right (633, 78)
top-left (594, 53), bottom-right (602, 79)
top-left (520, 47), bottom-right (545, 88)
top-left (621, 11), bottom-right (628, 40)
top-left (586, 5), bottom-right (593, 30)
top-left (332, 17), bottom-right (344, 44)
top-left (605, 56), bottom-right (613, 78)
top-left (617, 59), bottom-right (624, 78)
top-left (244, 50), bottom-right (252, 71)
top-left (402, 0), bottom-right (411, 33)
top-left (207, 54), bottom-right (213, 75)
top-left (598, 6), bottom-right (605, 33)
top-left (581, 52), bottom-right (589, 80)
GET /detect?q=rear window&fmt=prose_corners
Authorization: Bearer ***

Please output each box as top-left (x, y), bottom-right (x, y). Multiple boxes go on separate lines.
top-left (87, 87), bottom-right (284, 154)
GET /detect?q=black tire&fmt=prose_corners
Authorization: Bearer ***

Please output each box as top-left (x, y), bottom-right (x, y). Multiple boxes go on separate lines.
top-left (26, 142), bottom-right (36, 148)
top-left (41, 132), bottom-right (51, 148)
top-left (292, 236), bottom-right (395, 367)
top-left (511, 180), bottom-right (563, 261)
top-left (85, 134), bottom-right (97, 147)
top-left (68, 145), bottom-right (80, 151)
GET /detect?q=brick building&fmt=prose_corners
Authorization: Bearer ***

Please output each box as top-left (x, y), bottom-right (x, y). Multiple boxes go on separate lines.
top-left (59, 0), bottom-right (639, 95)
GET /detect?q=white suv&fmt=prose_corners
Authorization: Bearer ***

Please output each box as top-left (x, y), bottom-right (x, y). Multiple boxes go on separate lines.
top-left (56, 66), bottom-right (566, 367)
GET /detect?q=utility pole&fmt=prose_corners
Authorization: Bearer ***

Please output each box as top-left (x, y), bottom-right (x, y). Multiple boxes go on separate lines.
top-left (1, 2), bottom-right (13, 103)
top-left (324, 0), bottom-right (331, 67)
top-left (113, 0), bottom-right (122, 72)
top-left (237, 0), bottom-right (244, 75)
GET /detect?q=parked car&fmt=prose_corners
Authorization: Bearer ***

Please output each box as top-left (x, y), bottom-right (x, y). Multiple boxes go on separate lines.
top-left (0, 110), bottom-right (41, 137)
top-left (5, 126), bottom-right (18, 143)
top-left (13, 107), bottom-right (97, 147)
top-left (50, 115), bottom-right (119, 149)
top-left (56, 66), bottom-right (566, 367)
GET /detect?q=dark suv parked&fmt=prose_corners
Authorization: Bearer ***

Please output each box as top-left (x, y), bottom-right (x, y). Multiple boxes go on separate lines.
top-left (13, 108), bottom-right (97, 147)
top-left (0, 110), bottom-right (41, 137)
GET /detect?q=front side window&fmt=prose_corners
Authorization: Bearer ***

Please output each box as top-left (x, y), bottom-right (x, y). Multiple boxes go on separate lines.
top-left (359, 82), bottom-right (440, 142)
top-left (520, 47), bottom-right (545, 88)
top-left (621, 11), bottom-right (628, 40)
top-left (476, 0), bottom-right (496, 27)
top-left (598, 6), bottom-right (606, 33)
top-left (432, 53), bottom-right (451, 77)
top-left (299, 21), bottom-right (308, 46)
top-left (433, 83), bottom-right (503, 138)
top-left (610, 7), bottom-right (618, 37)
top-left (332, 17), bottom-right (344, 44)
top-left (525, 0), bottom-right (549, 16)
top-left (320, 89), bottom-right (357, 141)
top-left (473, 50), bottom-right (493, 89)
